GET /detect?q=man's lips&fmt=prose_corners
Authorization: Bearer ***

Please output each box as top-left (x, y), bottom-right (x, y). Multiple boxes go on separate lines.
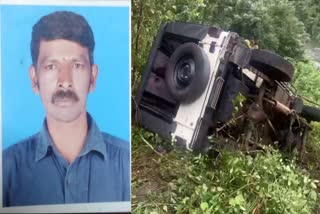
top-left (53, 98), bottom-right (76, 107)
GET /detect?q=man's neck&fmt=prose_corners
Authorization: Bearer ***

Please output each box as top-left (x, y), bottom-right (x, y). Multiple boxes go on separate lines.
top-left (46, 112), bottom-right (88, 164)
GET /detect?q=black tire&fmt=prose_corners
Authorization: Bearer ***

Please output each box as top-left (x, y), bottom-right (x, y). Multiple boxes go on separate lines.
top-left (165, 42), bottom-right (210, 103)
top-left (301, 105), bottom-right (320, 122)
top-left (249, 49), bottom-right (294, 82)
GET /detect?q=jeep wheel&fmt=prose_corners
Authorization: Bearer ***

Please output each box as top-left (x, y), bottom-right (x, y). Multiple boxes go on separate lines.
top-left (249, 49), bottom-right (294, 82)
top-left (301, 105), bottom-right (320, 122)
top-left (165, 42), bottom-right (210, 103)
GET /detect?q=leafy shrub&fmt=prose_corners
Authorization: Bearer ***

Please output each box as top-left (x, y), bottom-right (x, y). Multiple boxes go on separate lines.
top-left (294, 60), bottom-right (320, 104)
top-left (132, 139), bottom-right (318, 213)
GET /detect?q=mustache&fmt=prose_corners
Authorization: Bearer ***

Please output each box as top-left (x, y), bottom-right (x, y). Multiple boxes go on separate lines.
top-left (51, 90), bottom-right (79, 104)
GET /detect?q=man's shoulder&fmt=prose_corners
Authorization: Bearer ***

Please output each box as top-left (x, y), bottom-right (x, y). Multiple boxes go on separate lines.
top-left (100, 132), bottom-right (129, 152)
top-left (3, 134), bottom-right (39, 157)
top-left (2, 133), bottom-right (40, 172)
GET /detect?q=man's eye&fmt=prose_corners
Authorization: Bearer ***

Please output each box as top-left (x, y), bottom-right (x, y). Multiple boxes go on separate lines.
top-left (44, 64), bottom-right (56, 71)
top-left (73, 63), bottom-right (84, 69)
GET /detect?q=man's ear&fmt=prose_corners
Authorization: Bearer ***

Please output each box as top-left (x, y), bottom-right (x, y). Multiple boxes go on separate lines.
top-left (89, 64), bottom-right (98, 93)
top-left (29, 65), bottom-right (39, 94)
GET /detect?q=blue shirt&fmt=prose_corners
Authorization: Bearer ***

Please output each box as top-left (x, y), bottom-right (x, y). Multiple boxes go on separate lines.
top-left (2, 113), bottom-right (130, 207)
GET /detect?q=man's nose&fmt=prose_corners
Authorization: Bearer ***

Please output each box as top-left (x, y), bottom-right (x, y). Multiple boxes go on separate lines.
top-left (57, 64), bottom-right (73, 88)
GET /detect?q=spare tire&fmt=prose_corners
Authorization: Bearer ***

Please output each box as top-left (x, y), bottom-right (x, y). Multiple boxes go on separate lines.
top-left (165, 42), bottom-right (210, 103)
top-left (249, 49), bottom-right (294, 82)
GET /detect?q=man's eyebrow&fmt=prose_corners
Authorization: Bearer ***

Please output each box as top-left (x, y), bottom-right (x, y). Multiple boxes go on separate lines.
top-left (38, 55), bottom-right (90, 65)
top-left (38, 57), bottom-right (58, 66)
top-left (71, 55), bottom-right (90, 64)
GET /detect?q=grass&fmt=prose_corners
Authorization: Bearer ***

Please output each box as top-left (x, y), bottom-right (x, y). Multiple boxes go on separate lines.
top-left (132, 126), bottom-right (319, 214)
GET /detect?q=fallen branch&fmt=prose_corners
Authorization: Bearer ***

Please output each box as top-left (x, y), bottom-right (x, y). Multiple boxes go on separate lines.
top-left (139, 132), bottom-right (163, 156)
top-left (216, 115), bottom-right (244, 132)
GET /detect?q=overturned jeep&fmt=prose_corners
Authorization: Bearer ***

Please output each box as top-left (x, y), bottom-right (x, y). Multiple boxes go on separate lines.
top-left (135, 22), bottom-right (320, 154)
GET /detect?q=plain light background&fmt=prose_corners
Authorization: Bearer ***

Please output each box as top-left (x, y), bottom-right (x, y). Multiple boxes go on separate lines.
top-left (1, 5), bottom-right (130, 150)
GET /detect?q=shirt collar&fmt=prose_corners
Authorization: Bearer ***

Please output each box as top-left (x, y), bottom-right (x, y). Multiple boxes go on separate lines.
top-left (35, 113), bottom-right (107, 162)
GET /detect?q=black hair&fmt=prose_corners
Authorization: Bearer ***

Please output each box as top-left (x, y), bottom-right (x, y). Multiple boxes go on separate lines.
top-left (31, 11), bottom-right (95, 66)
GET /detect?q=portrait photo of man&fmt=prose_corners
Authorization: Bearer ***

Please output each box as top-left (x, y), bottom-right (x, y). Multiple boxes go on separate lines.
top-left (1, 2), bottom-right (130, 210)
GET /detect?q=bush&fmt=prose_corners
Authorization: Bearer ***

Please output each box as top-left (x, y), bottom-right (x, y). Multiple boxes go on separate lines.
top-left (132, 137), bottom-right (318, 213)
top-left (294, 60), bottom-right (320, 104)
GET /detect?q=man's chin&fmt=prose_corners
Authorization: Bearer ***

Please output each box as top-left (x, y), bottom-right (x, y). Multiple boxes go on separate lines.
top-left (47, 109), bottom-right (84, 123)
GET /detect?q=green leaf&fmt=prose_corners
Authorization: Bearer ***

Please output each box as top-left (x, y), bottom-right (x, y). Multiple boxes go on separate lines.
top-left (163, 205), bottom-right (168, 212)
top-left (229, 194), bottom-right (245, 207)
top-left (310, 190), bottom-right (317, 201)
top-left (200, 202), bottom-right (209, 211)
top-left (203, 183), bottom-right (208, 192)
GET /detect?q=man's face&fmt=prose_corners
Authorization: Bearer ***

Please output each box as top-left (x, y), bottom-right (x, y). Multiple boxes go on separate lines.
top-left (29, 39), bottom-right (98, 123)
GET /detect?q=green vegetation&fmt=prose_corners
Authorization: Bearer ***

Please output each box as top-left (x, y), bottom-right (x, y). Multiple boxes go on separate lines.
top-left (132, 131), bottom-right (318, 213)
top-left (132, 0), bottom-right (320, 213)
top-left (294, 61), bottom-right (320, 105)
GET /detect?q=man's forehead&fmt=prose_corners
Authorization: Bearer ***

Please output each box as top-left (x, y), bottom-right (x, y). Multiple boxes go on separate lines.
top-left (37, 39), bottom-right (90, 65)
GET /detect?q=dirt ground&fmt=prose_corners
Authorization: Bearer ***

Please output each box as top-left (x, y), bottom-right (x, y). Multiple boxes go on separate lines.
top-left (131, 143), bottom-right (167, 205)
